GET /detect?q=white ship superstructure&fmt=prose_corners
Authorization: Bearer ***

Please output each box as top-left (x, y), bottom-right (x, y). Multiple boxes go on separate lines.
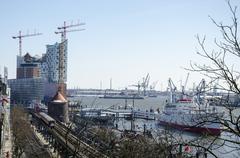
top-left (158, 78), bottom-right (223, 135)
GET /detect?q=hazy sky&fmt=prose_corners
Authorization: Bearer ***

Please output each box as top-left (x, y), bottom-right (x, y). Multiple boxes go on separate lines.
top-left (0, 0), bottom-right (239, 90)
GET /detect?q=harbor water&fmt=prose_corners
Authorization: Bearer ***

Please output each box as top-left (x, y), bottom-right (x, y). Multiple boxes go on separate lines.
top-left (70, 95), bottom-right (167, 110)
top-left (69, 95), bottom-right (239, 158)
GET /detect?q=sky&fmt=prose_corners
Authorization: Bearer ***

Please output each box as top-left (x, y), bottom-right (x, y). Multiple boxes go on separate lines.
top-left (0, 0), bottom-right (239, 90)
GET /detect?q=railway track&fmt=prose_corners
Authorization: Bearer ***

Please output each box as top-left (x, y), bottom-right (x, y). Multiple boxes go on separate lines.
top-left (53, 122), bottom-right (108, 158)
top-left (32, 112), bottom-right (108, 158)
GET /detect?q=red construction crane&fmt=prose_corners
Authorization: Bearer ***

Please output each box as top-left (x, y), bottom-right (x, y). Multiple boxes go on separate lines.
top-left (12, 30), bottom-right (42, 56)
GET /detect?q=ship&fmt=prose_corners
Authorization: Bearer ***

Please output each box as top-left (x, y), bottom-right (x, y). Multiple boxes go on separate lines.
top-left (157, 78), bottom-right (224, 135)
top-left (99, 91), bottom-right (144, 99)
top-left (74, 108), bottom-right (115, 125)
top-left (99, 94), bottom-right (144, 99)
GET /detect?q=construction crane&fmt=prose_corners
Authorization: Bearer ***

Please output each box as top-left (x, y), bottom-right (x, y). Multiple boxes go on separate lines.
top-left (55, 28), bottom-right (85, 42)
top-left (55, 21), bottom-right (85, 42)
top-left (12, 30), bottom-right (42, 56)
top-left (55, 21), bottom-right (85, 84)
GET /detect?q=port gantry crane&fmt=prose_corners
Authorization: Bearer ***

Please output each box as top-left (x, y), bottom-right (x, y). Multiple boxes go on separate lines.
top-left (12, 30), bottom-right (42, 56)
top-left (195, 79), bottom-right (206, 105)
top-left (130, 81), bottom-right (141, 95)
top-left (168, 78), bottom-right (177, 103)
top-left (150, 80), bottom-right (158, 91)
top-left (181, 73), bottom-right (189, 94)
top-left (179, 73), bottom-right (190, 100)
top-left (142, 73), bottom-right (150, 96)
top-left (130, 73), bottom-right (150, 96)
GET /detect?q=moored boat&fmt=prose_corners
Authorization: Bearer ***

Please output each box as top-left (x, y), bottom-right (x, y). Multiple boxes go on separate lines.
top-left (74, 108), bottom-right (115, 125)
top-left (158, 79), bottom-right (224, 135)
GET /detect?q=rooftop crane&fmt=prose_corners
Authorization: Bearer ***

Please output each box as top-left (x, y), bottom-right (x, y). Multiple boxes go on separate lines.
top-left (55, 21), bottom-right (85, 85)
top-left (12, 30), bottom-right (42, 56)
top-left (55, 21), bottom-right (85, 42)
top-left (55, 28), bottom-right (85, 42)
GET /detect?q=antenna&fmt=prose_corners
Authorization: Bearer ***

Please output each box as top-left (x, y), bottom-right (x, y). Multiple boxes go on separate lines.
top-left (12, 30), bottom-right (42, 56)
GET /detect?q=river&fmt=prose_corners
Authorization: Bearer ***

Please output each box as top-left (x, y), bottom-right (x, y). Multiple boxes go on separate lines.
top-left (69, 95), bottom-right (240, 158)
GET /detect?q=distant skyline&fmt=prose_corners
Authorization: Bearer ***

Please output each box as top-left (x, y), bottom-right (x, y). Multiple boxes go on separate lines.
top-left (0, 0), bottom-right (238, 90)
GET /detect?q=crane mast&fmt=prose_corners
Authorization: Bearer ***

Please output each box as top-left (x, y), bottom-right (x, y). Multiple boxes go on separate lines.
top-left (56, 21), bottom-right (85, 42)
top-left (12, 30), bottom-right (42, 56)
top-left (55, 21), bottom-right (85, 84)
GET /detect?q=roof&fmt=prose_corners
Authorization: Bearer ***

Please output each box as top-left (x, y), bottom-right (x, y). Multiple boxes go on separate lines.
top-left (51, 91), bottom-right (67, 103)
top-left (24, 53), bottom-right (32, 62)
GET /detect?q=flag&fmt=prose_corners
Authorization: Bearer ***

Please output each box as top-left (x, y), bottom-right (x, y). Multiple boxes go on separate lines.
top-left (184, 145), bottom-right (191, 153)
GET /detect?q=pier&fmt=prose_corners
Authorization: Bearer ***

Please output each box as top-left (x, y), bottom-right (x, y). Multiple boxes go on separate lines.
top-left (79, 108), bottom-right (157, 120)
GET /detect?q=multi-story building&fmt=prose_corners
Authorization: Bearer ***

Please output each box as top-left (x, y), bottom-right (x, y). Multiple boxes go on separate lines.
top-left (9, 40), bottom-right (68, 104)
top-left (8, 78), bottom-right (45, 104)
top-left (40, 54), bottom-right (48, 80)
top-left (46, 40), bottom-right (68, 83)
top-left (15, 40), bottom-right (68, 83)
top-left (16, 53), bottom-right (41, 79)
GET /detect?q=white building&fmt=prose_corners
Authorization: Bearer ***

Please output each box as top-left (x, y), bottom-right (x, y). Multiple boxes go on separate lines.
top-left (46, 40), bottom-right (68, 83)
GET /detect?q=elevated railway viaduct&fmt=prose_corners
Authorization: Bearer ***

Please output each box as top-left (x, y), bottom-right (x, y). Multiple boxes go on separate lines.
top-left (30, 111), bottom-right (108, 158)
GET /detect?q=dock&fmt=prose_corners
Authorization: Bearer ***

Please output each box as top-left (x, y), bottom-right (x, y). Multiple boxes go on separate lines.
top-left (80, 108), bottom-right (157, 120)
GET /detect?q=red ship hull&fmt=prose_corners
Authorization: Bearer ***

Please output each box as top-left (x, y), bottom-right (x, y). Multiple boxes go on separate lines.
top-left (159, 121), bottom-right (221, 135)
